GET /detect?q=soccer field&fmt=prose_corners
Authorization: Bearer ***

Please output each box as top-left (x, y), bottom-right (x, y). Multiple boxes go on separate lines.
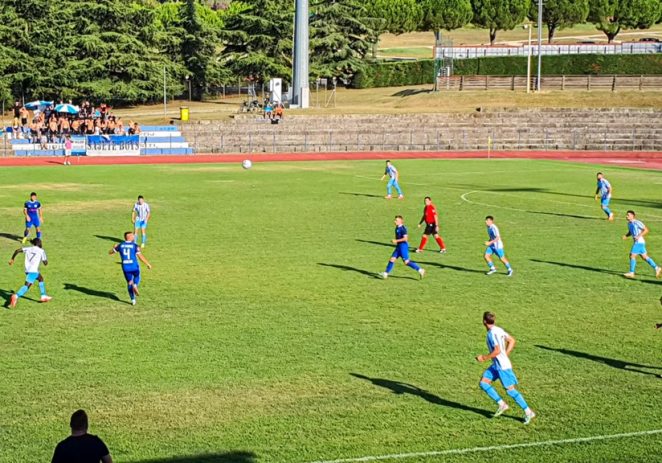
top-left (1, 159), bottom-right (661, 463)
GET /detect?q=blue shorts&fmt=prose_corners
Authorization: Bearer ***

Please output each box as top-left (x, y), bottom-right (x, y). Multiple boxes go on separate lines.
top-left (631, 243), bottom-right (648, 255)
top-left (601, 197), bottom-right (611, 207)
top-left (483, 364), bottom-right (518, 388)
top-left (485, 246), bottom-right (505, 258)
top-left (123, 269), bottom-right (141, 285)
top-left (25, 272), bottom-right (40, 284)
top-left (26, 216), bottom-right (40, 228)
top-left (135, 220), bottom-right (148, 229)
top-left (391, 243), bottom-right (410, 261)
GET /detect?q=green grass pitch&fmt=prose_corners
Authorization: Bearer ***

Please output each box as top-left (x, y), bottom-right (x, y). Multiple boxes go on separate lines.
top-left (1, 159), bottom-right (661, 463)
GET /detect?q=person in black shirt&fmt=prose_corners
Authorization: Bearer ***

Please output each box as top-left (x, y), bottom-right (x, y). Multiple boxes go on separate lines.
top-left (51, 409), bottom-right (113, 463)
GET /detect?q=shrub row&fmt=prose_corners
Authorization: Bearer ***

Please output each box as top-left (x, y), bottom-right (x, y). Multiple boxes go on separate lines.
top-left (351, 54), bottom-right (662, 88)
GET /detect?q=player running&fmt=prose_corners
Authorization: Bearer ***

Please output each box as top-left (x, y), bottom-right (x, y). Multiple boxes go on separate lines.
top-left (595, 172), bottom-right (614, 221)
top-left (415, 196), bottom-right (446, 254)
top-left (622, 210), bottom-right (661, 279)
top-left (380, 215), bottom-right (425, 279)
top-left (8, 238), bottom-right (52, 308)
top-left (22, 192), bottom-right (43, 244)
top-left (380, 160), bottom-right (403, 200)
top-left (476, 311), bottom-right (536, 425)
top-left (484, 216), bottom-right (513, 277)
top-left (132, 195), bottom-right (151, 248)
top-left (109, 232), bottom-right (152, 305)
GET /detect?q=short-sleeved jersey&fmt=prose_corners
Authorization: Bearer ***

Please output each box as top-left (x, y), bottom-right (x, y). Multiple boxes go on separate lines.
top-left (113, 241), bottom-right (141, 271)
top-left (597, 178), bottom-right (611, 198)
top-left (22, 246), bottom-right (47, 273)
top-left (487, 224), bottom-right (504, 249)
top-left (423, 204), bottom-right (438, 224)
top-left (385, 164), bottom-right (398, 179)
top-left (395, 224), bottom-right (408, 242)
top-left (133, 202), bottom-right (151, 221)
top-left (486, 326), bottom-right (513, 371)
top-left (51, 433), bottom-right (110, 463)
top-left (24, 200), bottom-right (41, 217)
top-left (628, 220), bottom-right (646, 244)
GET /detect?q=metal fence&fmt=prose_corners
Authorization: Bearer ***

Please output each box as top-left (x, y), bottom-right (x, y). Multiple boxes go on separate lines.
top-left (185, 126), bottom-right (662, 154)
top-left (436, 43), bottom-right (662, 59)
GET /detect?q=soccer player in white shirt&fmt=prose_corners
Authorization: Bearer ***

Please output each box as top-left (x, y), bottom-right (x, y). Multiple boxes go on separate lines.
top-left (476, 311), bottom-right (535, 424)
top-left (132, 195), bottom-right (151, 249)
top-left (8, 237), bottom-right (52, 308)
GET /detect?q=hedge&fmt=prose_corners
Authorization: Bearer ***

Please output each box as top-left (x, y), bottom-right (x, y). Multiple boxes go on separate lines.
top-left (351, 54), bottom-right (662, 88)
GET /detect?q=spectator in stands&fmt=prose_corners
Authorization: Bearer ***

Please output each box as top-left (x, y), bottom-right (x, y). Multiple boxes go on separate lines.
top-left (51, 409), bottom-right (113, 463)
top-left (19, 106), bottom-right (29, 128)
top-left (12, 101), bottom-right (22, 128)
top-left (128, 122), bottom-right (141, 135)
top-left (275, 103), bottom-right (284, 120)
top-left (264, 101), bottom-right (273, 120)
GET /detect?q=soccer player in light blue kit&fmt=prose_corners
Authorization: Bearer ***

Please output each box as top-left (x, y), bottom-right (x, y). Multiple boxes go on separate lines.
top-left (622, 210), bottom-right (661, 279)
top-left (8, 237), bottom-right (52, 307)
top-left (380, 215), bottom-right (425, 279)
top-left (132, 195), bottom-right (151, 248)
top-left (109, 231), bottom-right (152, 305)
top-left (595, 172), bottom-right (614, 221)
top-left (476, 311), bottom-right (536, 425)
top-left (380, 160), bottom-right (404, 200)
top-left (484, 216), bottom-right (513, 276)
top-left (22, 192), bottom-right (43, 244)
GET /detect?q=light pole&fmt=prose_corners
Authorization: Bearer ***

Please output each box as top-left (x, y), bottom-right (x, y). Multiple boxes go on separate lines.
top-left (292, 0), bottom-right (310, 108)
top-left (523, 25), bottom-right (532, 94)
top-left (537, 0), bottom-right (543, 92)
top-left (185, 75), bottom-right (192, 101)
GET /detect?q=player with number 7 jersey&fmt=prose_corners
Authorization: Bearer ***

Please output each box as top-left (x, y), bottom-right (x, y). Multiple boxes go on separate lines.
top-left (109, 231), bottom-right (152, 305)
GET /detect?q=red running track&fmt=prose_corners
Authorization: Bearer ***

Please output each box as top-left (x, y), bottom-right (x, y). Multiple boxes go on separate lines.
top-left (1, 151), bottom-right (662, 169)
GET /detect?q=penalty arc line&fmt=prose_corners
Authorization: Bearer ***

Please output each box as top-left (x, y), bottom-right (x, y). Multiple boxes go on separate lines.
top-left (304, 428), bottom-right (662, 463)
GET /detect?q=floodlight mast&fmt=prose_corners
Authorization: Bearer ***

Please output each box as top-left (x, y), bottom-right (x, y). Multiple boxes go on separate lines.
top-left (291, 0), bottom-right (310, 108)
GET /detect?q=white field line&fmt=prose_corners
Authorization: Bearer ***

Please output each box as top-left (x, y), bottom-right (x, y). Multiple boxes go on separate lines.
top-left (306, 428), bottom-right (662, 463)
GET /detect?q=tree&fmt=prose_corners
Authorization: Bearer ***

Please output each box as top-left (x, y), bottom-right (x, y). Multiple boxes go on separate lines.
top-left (365, 0), bottom-right (423, 56)
top-left (471, 0), bottom-right (531, 45)
top-left (589, 0), bottom-right (662, 43)
top-left (529, 0), bottom-right (589, 43)
top-left (418, 0), bottom-right (473, 42)
top-left (310, 0), bottom-right (375, 81)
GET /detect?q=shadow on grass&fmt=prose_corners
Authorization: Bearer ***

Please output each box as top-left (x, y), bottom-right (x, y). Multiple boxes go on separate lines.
top-left (526, 210), bottom-right (600, 221)
top-left (0, 287), bottom-right (39, 308)
top-left (350, 373), bottom-right (519, 421)
top-left (94, 234), bottom-right (122, 244)
top-left (392, 89), bottom-right (431, 97)
top-left (0, 232), bottom-right (22, 242)
top-left (137, 451), bottom-right (257, 463)
top-left (63, 283), bottom-right (122, 302)
top-left (419, 261), bottom-right (484, 274)
top-left (530, 258), bottom-right (662, 285)
top-left (339, 192), bottom-right (383, 198)
top-left (317, 263), bottom-right (415, 280)
top-left (536, 345), bottom-right (662, 378)
top-left (356, 239), bottom-right (398, 249)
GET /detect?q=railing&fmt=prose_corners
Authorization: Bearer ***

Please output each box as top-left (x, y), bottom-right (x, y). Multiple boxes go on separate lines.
top-left (437, 43), bottom-right (662, 59)
top-left (185, 126), bottom-right (662, 154)
top-left (436, 75), bottom-right (662, 91)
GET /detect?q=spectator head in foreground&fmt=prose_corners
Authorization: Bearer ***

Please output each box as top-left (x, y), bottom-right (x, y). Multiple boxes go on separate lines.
top-left (51, 409), bottom-right (113, 463)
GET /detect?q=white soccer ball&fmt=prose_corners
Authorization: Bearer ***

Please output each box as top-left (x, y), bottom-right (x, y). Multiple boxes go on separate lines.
top-left (242, 159), bottom-right (253, 169)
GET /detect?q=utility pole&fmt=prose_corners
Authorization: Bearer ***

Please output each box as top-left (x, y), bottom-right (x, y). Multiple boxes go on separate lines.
top-left (537, 0), bottom-right (543, 92)
top-left (291, 0), bottom-right (310, 108)
top-left (163, 66), bottom-right (167, 119)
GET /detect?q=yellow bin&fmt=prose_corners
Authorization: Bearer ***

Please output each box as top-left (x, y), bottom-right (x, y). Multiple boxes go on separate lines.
top-left (180, 106), bottom-right (190, 121)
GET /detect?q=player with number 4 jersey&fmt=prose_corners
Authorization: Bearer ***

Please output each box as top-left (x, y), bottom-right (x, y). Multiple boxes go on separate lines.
top-left (109, 231), bottom-right (152, 305)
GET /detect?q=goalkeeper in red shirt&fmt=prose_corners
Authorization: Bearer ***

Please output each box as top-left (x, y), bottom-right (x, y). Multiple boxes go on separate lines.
top-left (415, 196), bottom-right (447, 254)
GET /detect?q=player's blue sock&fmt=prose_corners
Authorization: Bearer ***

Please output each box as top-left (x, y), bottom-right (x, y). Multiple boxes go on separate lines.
top-left (16, 286), bottom-right (29, 297)
top-left (128, 284), bottom-right (135, 300)
top-left (36, 231), bottom-right (41, 238)
top-left (630, 258), bottom-right (636, 273)
top-left (487, 262), bottom-right (496, 270)
top-left (480, 381), bottom-right (502, 403)
top-left (142, 234), bottom-right (146, 245)
top-left (507, 388), bottom-right (529, 411)
top-left (603, 206), bottom-right (612, 217)
top-left (646, 257), bottom-right (657, 268)
top-left (407, 261), bottom-right (421, 271)
top-left (38, 282), bottom-right (46, 296)
top-left (385, 261), bottom-right (394, 273)
top-left (505, 262), bottom-right (512, 271)
top-left (394, 183), bottom-right (403, 196)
